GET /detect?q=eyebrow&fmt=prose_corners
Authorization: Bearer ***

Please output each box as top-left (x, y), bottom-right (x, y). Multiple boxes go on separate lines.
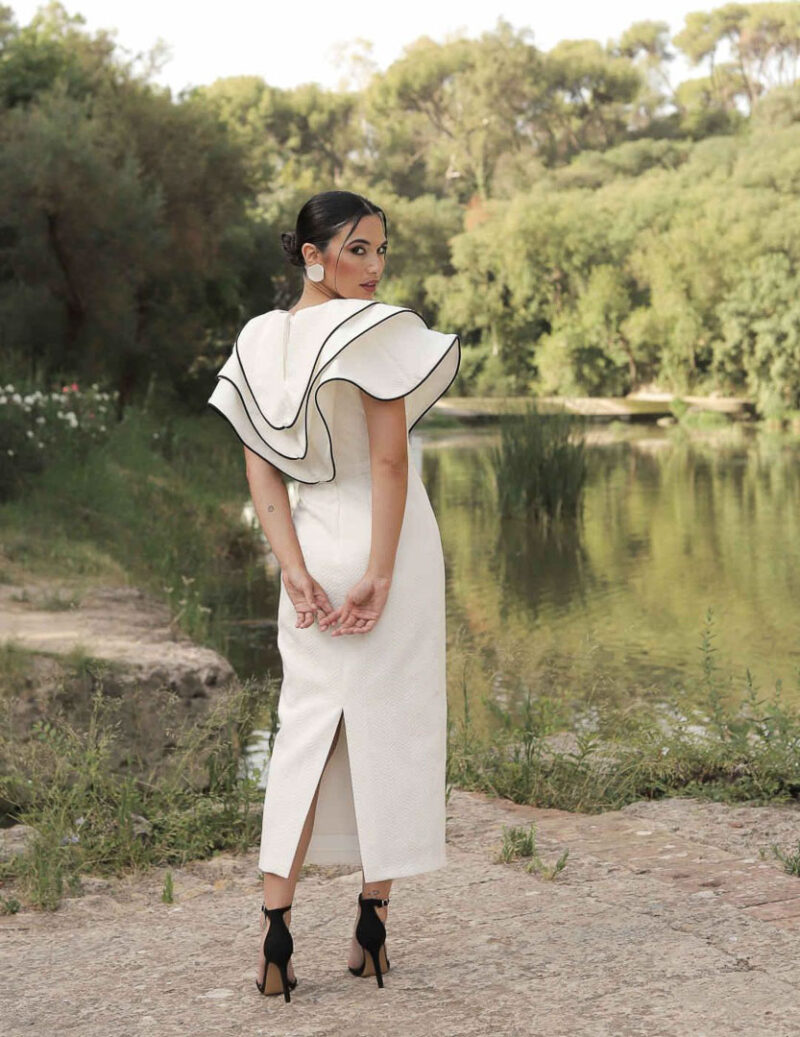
top-left (348, 238), bottom-right (388, 246)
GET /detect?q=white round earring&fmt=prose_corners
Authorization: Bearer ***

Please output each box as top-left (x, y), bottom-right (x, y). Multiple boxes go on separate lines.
top-left (306, 262), bottom-right (324, 282)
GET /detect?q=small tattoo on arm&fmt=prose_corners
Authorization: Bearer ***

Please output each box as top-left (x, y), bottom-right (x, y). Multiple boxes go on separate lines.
top-left (267, 505), bottom-right (275, 512)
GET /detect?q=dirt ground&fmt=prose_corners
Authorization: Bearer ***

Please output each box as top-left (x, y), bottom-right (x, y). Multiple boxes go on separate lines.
top-left (4, 787), bottom-right (800, 1036)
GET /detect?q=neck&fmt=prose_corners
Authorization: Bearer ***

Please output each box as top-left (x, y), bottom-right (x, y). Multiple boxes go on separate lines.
top-left (295, 281), bottom-right (340, 308)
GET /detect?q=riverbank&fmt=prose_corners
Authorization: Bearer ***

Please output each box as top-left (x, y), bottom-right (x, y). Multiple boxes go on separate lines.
top-left (433, 391), bottom-right (759, 424)
top-left (4, 402), bottom-right (800, 917)
top-left (3, 787), bottom-right (800, 1035)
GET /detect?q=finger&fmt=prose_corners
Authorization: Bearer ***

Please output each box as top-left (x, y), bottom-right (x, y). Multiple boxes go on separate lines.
top-left (331, 613), bottom-right (357, 635)
top-left (319, 608), bottom-right (342, 630)
top-left (314, 590), bottom-right (335, 614)
top-left (330, 603), bottom-right (355, 634)
top-left (334, 617), bottom-right (362, 636)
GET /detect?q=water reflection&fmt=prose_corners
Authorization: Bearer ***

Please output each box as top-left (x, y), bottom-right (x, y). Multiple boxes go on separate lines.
top-left (233, 422), bottom-right (800, 779)
top-left (429, 423), bottom-right (800, 718)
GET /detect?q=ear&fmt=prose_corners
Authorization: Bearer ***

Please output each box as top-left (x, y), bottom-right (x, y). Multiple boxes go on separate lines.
top-left (300, 243), bottom-right (319, 266)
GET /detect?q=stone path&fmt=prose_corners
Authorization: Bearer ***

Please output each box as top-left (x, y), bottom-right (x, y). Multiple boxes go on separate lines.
top-left (3, 788), bottom-right (800, 1036)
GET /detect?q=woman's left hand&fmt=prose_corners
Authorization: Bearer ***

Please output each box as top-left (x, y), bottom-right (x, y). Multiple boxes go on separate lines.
top-left (282, 565), bottom-right (336, 629)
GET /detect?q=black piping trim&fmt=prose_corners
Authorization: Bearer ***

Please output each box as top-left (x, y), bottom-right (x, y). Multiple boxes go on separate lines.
top-left (209, 328), bottom-right (461, 486)
top-left (215, 303), bottom-right (459, 458)
top-left (234, 300), bottom-right (381, 431)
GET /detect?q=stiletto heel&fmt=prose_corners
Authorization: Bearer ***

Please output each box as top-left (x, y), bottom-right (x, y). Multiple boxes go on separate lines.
top-left (349, 892), bottom-right (390, 988)
top-left (256, 902), bottom-right (298, 1002)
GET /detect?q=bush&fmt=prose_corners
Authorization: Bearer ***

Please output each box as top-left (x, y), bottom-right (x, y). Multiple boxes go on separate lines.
top-left (0, 381), bottom-right (118, 501)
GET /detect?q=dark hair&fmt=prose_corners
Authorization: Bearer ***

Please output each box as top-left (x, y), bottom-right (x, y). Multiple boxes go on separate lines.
top-left (280, 191), bottom-right (388, 288)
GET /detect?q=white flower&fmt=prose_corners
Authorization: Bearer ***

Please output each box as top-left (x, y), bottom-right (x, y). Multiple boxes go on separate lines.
top-left (6, 448), bottom-right (13, 456)
top-left (26, 430), bottom-right (34, 438)
top-left (12, 393), bottom-right (21, 404)
top-left (65, 412), bottom-right (79, 428)
top-left (661, 746), bottom-right (670, 755)
top-left (5, 384), bottom-right (14, 392)
top-left (99, 424), bottom-right (106, 432)
top-left (36, 416), bottom-right (45, 425)
top-left (0, 396), bottom-right (6, 405)
top-left (37, 442), bottom-right (44, 448)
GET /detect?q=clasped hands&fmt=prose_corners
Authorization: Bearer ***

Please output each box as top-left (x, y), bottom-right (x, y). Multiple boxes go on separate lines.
top-left (282, 564), bottom-right (391, 636)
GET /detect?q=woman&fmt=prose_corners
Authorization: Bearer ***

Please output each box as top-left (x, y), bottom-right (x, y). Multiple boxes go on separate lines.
top-left (207, 190), bottom-right (460, 1001)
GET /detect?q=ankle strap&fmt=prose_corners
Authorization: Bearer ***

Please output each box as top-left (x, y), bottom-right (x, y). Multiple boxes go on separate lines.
top-left (261, 902), bottom-right (292, 917)
top-left (359, 893), bottom-right (390, 907)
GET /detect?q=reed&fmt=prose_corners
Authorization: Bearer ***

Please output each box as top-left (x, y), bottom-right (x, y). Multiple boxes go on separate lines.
top-left (490, 400), bottom-right (588, 522)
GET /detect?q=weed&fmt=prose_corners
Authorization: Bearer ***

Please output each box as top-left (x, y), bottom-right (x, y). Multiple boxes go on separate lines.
top-left (495, 821), bottom-right (569, 878)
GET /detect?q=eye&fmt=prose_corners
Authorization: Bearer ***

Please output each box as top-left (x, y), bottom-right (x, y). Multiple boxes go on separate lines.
top-left (351, 245), bottom-right (388, 256)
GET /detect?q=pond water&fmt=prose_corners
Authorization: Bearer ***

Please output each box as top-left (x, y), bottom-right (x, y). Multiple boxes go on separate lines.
top-left (218, 420), bottom-right (800, 778)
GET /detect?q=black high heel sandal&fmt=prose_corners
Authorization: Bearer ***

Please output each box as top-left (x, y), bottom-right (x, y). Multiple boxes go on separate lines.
top-left (348, 892), bottom-right (390, 988)
top-left (256, 902), bottom-right (298, 1002)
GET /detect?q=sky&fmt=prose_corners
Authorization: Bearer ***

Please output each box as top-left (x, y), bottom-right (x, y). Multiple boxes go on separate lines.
top-left (9, 1), bottom-right (716, 95)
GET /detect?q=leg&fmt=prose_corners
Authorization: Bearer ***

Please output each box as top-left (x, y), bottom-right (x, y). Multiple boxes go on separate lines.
top-left (348, 873), bottom-right (393, 969)
top-left (258, 713), bottom-right (345, 985)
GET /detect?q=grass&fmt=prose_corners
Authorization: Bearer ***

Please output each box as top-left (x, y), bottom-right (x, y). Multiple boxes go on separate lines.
top-left (3, 607), bottom-right (800, 909)
top-left (0, 668), bottom-right (277, 911)
top-left (490, 400), bottom-right (589, 523)
top-left (0, 404), bottom-right (266, 645)
top-left (495, 822), bottom-right (570, 878)
top-left (447, 608), bottom-right (800, 814)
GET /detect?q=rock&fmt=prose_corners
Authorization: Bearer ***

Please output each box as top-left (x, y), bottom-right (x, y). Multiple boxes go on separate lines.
top-left (0, 823), bottom-right (36, 861)
top-left (130, 814), bottom-right (152, 839)
top-left (0, 581), bottom-right (239, 778)
top-left (78, 877), bottom-right (112, 894)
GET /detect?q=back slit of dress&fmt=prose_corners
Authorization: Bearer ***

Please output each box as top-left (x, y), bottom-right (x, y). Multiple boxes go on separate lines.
top-left (263, 706), bottom-right (365, 878)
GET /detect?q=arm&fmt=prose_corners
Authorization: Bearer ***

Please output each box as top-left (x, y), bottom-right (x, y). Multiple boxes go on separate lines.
top-left (316, 392), bottom-right (409, 637)
top-left (360, 391), bottom-right (409, 581)
top-left (243, 446), bottom-right (305, 571)
top-left (243, 446), bottom-right (335, 628)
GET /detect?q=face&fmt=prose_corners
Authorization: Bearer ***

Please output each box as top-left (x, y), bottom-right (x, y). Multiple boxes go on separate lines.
top-left (305, 214), bottom-right (387, 300)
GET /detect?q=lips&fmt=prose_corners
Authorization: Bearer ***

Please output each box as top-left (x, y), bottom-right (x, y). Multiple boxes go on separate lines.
top-left (361, 281), bottom-right (378, 288)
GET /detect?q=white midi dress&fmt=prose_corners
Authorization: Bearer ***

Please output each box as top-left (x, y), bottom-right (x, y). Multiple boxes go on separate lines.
top-left (207, 297), bottom-right (461, 882)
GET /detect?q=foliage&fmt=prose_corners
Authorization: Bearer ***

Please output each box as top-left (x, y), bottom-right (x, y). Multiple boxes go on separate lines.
top-left (0, 379), bottom-right (117, 501)
top-left (0, 401), bottom-right (264, 643)
top-left (495, 821), bottom-right (570, 877)
top-left (2, 4), bottom-right (800, 405)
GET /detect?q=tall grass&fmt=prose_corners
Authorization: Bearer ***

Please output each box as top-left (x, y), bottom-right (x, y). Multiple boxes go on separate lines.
top-left (491, 401), bottom-right (588, 522)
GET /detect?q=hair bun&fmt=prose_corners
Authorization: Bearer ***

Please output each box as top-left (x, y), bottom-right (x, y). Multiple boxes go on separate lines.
top-left (280, 230), bottom-right (303, 267)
